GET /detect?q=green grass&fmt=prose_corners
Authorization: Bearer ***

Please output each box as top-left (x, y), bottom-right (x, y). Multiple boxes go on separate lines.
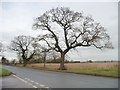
top-left (67, 69), bottom-right (119, 78)
top-left (0, 68), bottom-right (11, 76)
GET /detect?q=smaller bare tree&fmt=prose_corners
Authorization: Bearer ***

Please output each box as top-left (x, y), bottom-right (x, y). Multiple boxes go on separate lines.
top-left (10, 35), bottom-right (38, 66)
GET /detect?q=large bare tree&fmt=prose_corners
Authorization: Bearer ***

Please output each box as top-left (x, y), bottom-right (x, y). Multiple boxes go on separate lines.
top-left (33, 7), bottom-right (113, 70)
top-left (10, 35), bottom-right (38, 66)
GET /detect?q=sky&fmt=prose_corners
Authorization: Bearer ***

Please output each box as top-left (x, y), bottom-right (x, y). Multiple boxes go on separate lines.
top-left (0, 1), bottom-right (118, 61)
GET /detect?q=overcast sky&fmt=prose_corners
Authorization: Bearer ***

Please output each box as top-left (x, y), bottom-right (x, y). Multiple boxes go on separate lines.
top-left (0, 1), bottom-right (118, 61)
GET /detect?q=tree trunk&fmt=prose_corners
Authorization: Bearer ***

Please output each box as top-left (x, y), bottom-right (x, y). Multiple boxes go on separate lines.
top-left (23, 60), bottom-right (27, 67)
top-left (59, 52), bottom-right (66, 70)
top-left (22, 53), bottom-right (27, 67)
top-left (44, 58), bottom-right (46, 68)
top-left (43, 53), bottom-right (46, 68)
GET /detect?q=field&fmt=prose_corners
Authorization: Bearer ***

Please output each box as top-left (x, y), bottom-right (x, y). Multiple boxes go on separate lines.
top-left (16, 62), bottom-right (119, 78)
top-left (0, 68), bottom-right (11, 76)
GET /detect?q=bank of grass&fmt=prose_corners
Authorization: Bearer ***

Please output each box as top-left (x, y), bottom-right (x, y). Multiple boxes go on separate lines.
top-left (0, 68), bottom-right (11, 76)
top-left (14, 62), bottom-right (119, 78)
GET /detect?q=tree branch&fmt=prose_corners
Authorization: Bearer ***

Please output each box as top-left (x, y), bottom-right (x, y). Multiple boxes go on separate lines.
top-left (45, 25), bottom-right (62, 52)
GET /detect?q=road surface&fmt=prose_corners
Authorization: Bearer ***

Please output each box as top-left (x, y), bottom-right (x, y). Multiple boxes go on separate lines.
top-left (2, 75), bottom-right (34, 88)
top-left (2, 65), bottom-right (118, 88)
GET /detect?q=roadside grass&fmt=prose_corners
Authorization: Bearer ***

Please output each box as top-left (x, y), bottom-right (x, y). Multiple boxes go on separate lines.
top-left (66, 68), bottom-right (119, 77)
top-left (0, 68), bottom-right (12, 76)
top-left (13, 62), bottom-right (119, 78)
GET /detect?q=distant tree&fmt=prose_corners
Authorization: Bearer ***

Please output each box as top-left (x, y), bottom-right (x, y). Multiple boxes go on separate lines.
top-left (10, 35), bottom-right (38, 66)
top-left (1, 56), bottom-right (9, 64)
top-left (87, 60), bottom-right (93, 63)
top-left (72, 61), bottom-right (80, 63)
top-left (33, 7), bottom-right (113, 70)
top-left (1, 56), bottom-right (6, 64)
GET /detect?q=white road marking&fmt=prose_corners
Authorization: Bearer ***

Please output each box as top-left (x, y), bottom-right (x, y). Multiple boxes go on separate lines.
top-left (13, 75), bottom-right (27, 83)
top-left (22, 76), bottom-right (50, 89)
top-left (31, 85), bottom-right (37, 88)
top-left (27, 82), bottom-right (37, 88)
top-left (12, 75), bottom-right (38, 88)
top-left (25, 78), bottom-right (40, 85)
top-left (45, 87), bottom-right (50, 88)
top-left (35, 82), bottom-right (39, 85)
top-left (25, 78), bottom-right (31, 81)
top-left (39, 84), bottom-right (45, 87)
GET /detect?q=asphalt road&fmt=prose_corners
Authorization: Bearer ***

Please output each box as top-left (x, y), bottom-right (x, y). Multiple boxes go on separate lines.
top-left (2, 75), bottom-right (34, 88)
top-left (2, 65), bottom-right (118, 88)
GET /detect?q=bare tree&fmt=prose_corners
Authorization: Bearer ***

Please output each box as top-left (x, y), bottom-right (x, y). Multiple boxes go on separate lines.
top-left (33, 7), bottom-right (113, 70)
top-left (1, 56), bottom-right (8, 64)
top-left (10, 35), bottom-right (38, 66)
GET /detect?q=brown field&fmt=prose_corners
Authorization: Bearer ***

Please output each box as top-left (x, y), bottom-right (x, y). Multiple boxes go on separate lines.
top-left (16, 62), bottom-right (119, 77)
top-left (23, 62), bottom-right (119, 70)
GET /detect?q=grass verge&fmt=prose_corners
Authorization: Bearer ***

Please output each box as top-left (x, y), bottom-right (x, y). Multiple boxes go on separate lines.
top-left (31, 67), bottom-right (120, 78)
top-left (0, 68), bottom-right (12, 76)
top-left (66, 68), bottom-right (120, 78)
